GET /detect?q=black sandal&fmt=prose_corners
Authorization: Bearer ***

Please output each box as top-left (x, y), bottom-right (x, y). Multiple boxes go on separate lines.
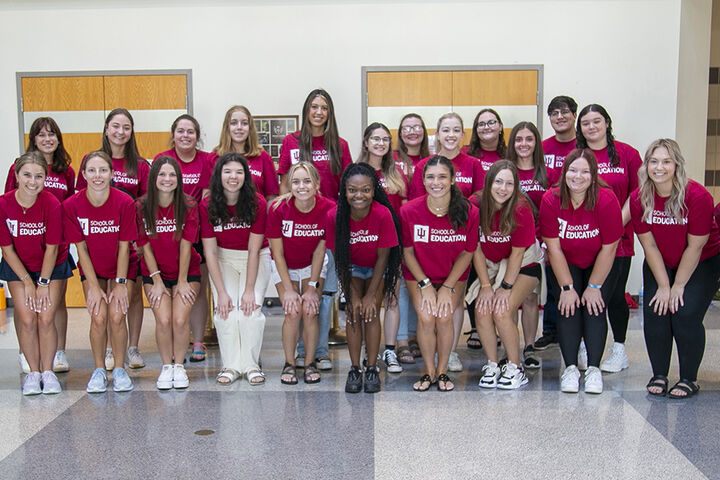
top-left (437, 373), bottom-right (455, 392)
top-left (465, 329), bottom-right (482, 350)
top-left (304, 362), bottom-right (321, 384)
top-left (280, 362), bottom-right (298, 385)
top-left (646, 375), bottom-right (668, 396)
top-left (668, 379), bottom-right (699, 399)
top-left (413, 374), bottom-right (433, 392)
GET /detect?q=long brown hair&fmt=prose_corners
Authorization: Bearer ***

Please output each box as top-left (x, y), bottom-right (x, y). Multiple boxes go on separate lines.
top-left (467, 108), bottom-right (507, 159)
top-left (213, 105), bottom-right (264, 157)
top-left (357, 122), bottom-right (405, 196)
top-left (557, 149), bottom-right (607, 210)
top-left (395, 113), bottom-right (430, 175)
top-left (507, 121), bottom-right (547, 189)
top-left (101, 108), bottom-right (143, 177)
top-left (26, 117), bottom-right (72, 173)
top-left (142, 156), bottom-right (188, 241)
top-left (298, 89), bottom-right (343, 175)
top-left (479, 160), bottom-right (521, 236)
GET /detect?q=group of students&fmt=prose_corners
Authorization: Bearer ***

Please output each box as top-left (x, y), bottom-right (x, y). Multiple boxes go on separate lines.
top-left (1, 90), bottom-right (717, 399)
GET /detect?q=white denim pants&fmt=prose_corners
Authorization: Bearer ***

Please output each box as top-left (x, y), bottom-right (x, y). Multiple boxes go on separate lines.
top-left (210, 247), bottom-right (271, 374)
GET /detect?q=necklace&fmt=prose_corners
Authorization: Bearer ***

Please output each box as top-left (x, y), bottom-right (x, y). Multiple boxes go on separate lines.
top-left (426, 197), bottom-right (448, 217)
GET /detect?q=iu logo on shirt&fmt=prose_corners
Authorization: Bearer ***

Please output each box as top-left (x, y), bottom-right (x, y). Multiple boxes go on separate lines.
top-left (6, 219), bottom-right (18, 237)
top-left (414, 225), bottom-right (429, 243)
top-left (290, 149), bottom-right (300, 165)
top-left (282, 220), bottom-right (294, 237)
top-left (557, 218), bottom-right (569, 239)
top-left (78, 218), bottom-right (89, 236)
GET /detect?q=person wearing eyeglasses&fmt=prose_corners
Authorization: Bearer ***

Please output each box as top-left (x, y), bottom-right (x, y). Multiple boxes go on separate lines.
top-left (464, 108), bottom-right (507, 172)
top-left (534, 96), bottom-right (579, 353)
top-left (393, 114), bottom-right (430, 181)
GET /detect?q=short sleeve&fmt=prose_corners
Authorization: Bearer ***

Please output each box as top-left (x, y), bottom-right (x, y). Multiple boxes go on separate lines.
top-left (182, 203), bottom-right (200, 243)
top-left (686, 183), bottom-right (714, 237)
top-left (62, 198), bottom-right (84, 244)
top-left (376, 205), bottom-right (398, 249)
top-left (325, 209), bottom-right (337, 251)
top-left (539, 191), bottom-right (560, 239)
top-left (119, 196), bottom-right (138, 242)
top-left (135, 199), bottom-right (149, 247)
top-left (199, 201), bottom-right (215, 239)
top-left (465, 206), bottom-right (480, 252)
top-left (251, 195), bottom-right (268, 235)
top-left (629, 189), bottom-right (650, 235)
top-left (400, 204), bottom-right (414, 248)
top-left (511, 205), bottom-right (535, 248)
top-left (45, 196), bottom-right (64, 245)
top-left (598, 189), bottom-right (623, 244)
top-left (266, 202), bottom-right (283, 239)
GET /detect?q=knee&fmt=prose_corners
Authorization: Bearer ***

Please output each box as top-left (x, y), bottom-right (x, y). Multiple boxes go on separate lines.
top-left (90, 315), bottom-right (107, 330)
top-left (284, 313), bottom-right (302, 326)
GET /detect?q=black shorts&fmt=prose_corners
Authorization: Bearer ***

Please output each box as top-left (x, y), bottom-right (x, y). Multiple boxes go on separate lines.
top-left (0, 256), bottom-right (74, 283)
top-left (519, 263), bottom-right (542, 282)
top-left (142, 275), bottom-right (202, 289)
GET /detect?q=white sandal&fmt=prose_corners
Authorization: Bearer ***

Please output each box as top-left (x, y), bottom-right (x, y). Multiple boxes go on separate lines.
top-left (247, 370), bottom-right (265, 386)
top-left (216, 368), bottom-right (240, 385)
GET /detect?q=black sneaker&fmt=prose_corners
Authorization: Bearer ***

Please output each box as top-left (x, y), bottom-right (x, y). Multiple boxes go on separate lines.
top-left (345, 366), bottom-right (363, 393)
top-left (523, 345), bottom-right (541, 369)
top-left (533, 334), bottom-right (557, 351)
top-left (364, 366), bottom-right (381, 393)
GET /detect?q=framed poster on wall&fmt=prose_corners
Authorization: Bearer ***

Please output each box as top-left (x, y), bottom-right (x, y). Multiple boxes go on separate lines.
top-left (254, 115), bottom-right (298, 163)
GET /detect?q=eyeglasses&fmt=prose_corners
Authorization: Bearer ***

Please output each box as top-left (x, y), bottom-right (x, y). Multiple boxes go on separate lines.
top-left (477, 120), bottom-right (498, 128)
top-left (369, 136), bottom-right (391, 144)
top-left (549, 109), bottom-right (572, 118)
top-left (401, 125), bottom-right (423, 133)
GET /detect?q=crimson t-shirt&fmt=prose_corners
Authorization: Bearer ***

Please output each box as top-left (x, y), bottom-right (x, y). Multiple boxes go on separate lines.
top-left (277, 132), bottom-right (352, 201)
top-left (539, 187), bottom-right (623, 269)
top-left (63, 188), bottom-right (137, 278)
top-left (5, 165), bottom-right (75, 202)
top-left (542, 135), bottom-right (575, 184)
top-left (375, 166), bottom-right (408, 214)
top-left (199, 194), bottom-right (267, 250)
top-left (266, 195), bottom-right (334, 270)
top-left (630, 180), bottom-right (720, 269)
top-left (409, 152), bottom-right (485, 200)
top-left (517, 167), bottom-right (548, 211)
top-left (463, 146), bottom-right (501, 172)
top-left (400, 195), bottom-right (479, 283)
top-left (135, 197), bottom-right (201, 279)
top-left (209, 150), bottom-right (279, 199)
top-left (326, 201), bottom-right (399, 269)
top-left (480, 202), bottom-right (535, 263)
top-left (0, 190), bottom-right (67, 270)
top-left (392, 151), bottom-right (422, 177)
top-left (154, 149), bottom-right (215, 202)
top-left (77, 157), bottom-right (150, 199)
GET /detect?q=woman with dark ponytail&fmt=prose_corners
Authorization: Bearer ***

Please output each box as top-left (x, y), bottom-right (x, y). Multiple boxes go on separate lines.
top-left (400, 156), bottom-right (479, 391)
top-left (327, 163), bottom-right (401, 394)
top-left (575, 104), bottom-right (642, 374)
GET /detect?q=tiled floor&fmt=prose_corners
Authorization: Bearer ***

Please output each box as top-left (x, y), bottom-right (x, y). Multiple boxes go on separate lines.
top-left (0, 303), bottom-right (718, 479)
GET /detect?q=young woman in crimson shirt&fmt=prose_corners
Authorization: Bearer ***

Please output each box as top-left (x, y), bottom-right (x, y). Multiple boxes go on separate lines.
top-left (0, 152), bottom-right (72, 395)
top-left (474, 160), bottom-right (540, 390)
top-left (212, 105), bottom-right (279, 202)
top-left (401, 156), bottom-right (479, 392)
top-left (201, 153), bottom-right (270, 386)
top-left (5, 117), bottom-right (75, 375)
top-left (155, 114), bottom-right (215, 363)
top-left (576, 104), bottom-right (642, 373)
top-left (77, 108), bottom-right (150, 371)
top-left (631, 139), bottom-right (720, 398)
top-left (328, 163), bottom-right (401, 394)
top-left (357, 122), bottom-right (409, 374)
top-left (137, 156), bottom-right (201, 390)
top-left (267, 162), bottom-right (334, 385)
top-left (539, 149), bottom-right (623, 394)
top-left (464, 108), bottom-right (507, 172)
top-left (63, 151), bottom-right (137, 394)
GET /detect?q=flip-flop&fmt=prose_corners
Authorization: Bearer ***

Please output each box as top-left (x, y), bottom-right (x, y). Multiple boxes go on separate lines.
top-left (413, 374), bottom-right (433, 392)
top-left (189, 342), bottom-right (206, 362)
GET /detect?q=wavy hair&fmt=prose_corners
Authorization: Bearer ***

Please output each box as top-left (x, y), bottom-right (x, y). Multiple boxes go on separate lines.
top-left (142, 156), bottom-right (188, 241)
top-left (638, 139), bottom-right (688, 224)
top-left (479, 160), bottom-right (521, 236)
top-left (102, 108), bottom-right (143, 177)
top-left (208, 153), bottom-right (257, 227)
top-left (467, 108), bottom-right (507, 159)
top-left (334, 163), bottom-right (402, 305)
top-left (575, 104), bottom-right (618, 166)
top-left (423, 155), bottom-right (469, 230)
top-left (298, 89), bottom-right (343, 175)
top-left (395, 113), bottom-right (430, 176)
top-left (26, 117), bottom-right (72, 173)
top-left (213, 105), bottom-right (264, 158)
top-left (507, 121), bottom-right (547, 189)
top-left (357, 122), bottom-right (406, 197)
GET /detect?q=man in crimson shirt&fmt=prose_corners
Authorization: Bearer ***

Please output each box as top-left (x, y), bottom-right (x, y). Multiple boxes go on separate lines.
top-left (536, 95), bottom-right (578, 351)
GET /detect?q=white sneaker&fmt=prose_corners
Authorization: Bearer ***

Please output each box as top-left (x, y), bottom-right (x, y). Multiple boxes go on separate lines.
top-left (173, 364), bottom-right (189, 389)
top-left (52, 350), bottom-right (69, 373)
top-left (479, 361), bottom-right (501, 388)
top-left (126, 347), bottom-right (145, 369)
top-left (584, 366), bottom-right (603, 394)
top-left (561, 365), bottom-right (581, 393)
top-left (86, 367), bottom-right (108, 393)
top-left (41, 370), bottom-right (62, 394)
top-left (22, 372), bottom-right (42, 396)
top-left (104, 348), bottom-right (115, 371)
top-left (112, 367), bottom-right (133, 392)
top-left (577, 341), bottom-right (588, 371)
top-left (600, 342), bottom-right (629, 373)
top-left (382, 349), bottom-right (403, 373)
top-left (156, 364), bottom-right (174, 390)
top-left (497, 362), bottom-right (528, 390)
top-left (19, 353), bottom-right (30, 374)
top-left (447, 351), bottom-right (463, 372)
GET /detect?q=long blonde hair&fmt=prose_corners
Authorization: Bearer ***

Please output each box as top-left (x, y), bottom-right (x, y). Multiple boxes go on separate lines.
top-left (271, 162), bottom-right (321, 211)
top-left (638, 138), bottom-right (688, 224)
top-left (213, 105), bottom-right (264, 157)
top-left (357, 122), bottom-right (406, 196)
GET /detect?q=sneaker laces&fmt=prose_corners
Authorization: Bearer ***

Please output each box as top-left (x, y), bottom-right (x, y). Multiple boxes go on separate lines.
top-left (384, 350), bottom-right (398, 365)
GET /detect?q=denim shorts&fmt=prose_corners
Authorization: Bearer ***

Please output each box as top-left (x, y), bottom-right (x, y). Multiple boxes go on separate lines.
top-left (0, 256), bottom-right (75, 283)
top-left (351, 264), bottom-right (374, 280)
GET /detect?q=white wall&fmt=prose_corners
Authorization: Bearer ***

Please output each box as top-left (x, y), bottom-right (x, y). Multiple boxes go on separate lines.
top-left (0, 0), bottom-right (711, 293)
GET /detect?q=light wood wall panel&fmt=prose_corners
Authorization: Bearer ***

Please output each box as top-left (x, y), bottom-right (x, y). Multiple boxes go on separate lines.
top-left (453, 71), bottom-right (537, 106)
top-left (25, 132), bottom-right (102, 173)
top-left (367, 72), bottom-right (452, 107)
top-left (104, 75), bottom-right (187, 110)
top-left (136, 131), bottom-right (172, 160)
top-left (21, 77), bottom-right (104, 111)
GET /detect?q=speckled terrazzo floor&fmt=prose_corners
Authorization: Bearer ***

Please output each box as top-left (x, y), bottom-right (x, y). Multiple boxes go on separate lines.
top-left (0, 303), bottom-right (719, 479)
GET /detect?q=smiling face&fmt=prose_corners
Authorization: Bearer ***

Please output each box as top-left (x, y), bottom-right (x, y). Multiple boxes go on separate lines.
top-left (579, 111), bottom-right (608, 145)
top-left (307, 95), bottom-right (329, 130)
top-left (345, 174), bottom-right (374, 213)
top-left (365, 127), bottom-right (391, 159)
top-left (549, 106), bottom-right (576, 135)
top-left (83, 156), bottom-right (113, 193)
top-left (400, 116), bottom-right (424, 148)
top-left (229, 109), bottom-right (250, 146)
top-left (105, 113), bottom-right (132, 150)
top-left (156, 163), bottom-right (178, 194)
top-left (290, 166), bottom-right (318, 202)
top-left (221, 160), bottom-right (246, 194)
top-left (476, 111), bottom-right (502, 145)
top-left (16, 163), bottom-right (46, 198)
top-left (423, 163), bottom-right (453, 199)
top-left (565, 157), bottom-right (592, 197)
top-left (490, 168), bottom-right (515, 206)
top-left (173, 119), bottom-right (198, 152)
top-left (436, 117), bottom-right (464, 153)
top-left (34, 125), bottom-right (59, 157)
top-left (513, 128), bottom-right (536, 161)
top-left (647, 146), bottom-right (676, 190)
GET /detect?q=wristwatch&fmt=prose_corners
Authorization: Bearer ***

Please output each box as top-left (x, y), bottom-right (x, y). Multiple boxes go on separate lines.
top-left (500, 281), bottom-right (513, 290)
top-left (561, 284), bottom-right (573, 292)
top-left (37, 277), bottom-right (50, 287)
top-left (115, 277), bottom-right (127, 285)
top-left (308, 280), bottom-right (319, 288)
top-left (418, 277), bottom-right (432, 289)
